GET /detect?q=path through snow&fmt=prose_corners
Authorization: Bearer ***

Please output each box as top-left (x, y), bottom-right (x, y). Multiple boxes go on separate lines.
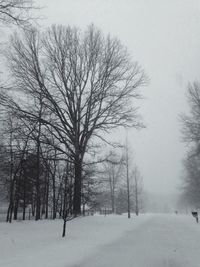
top-left (73, 214), bottom-right (200, 267)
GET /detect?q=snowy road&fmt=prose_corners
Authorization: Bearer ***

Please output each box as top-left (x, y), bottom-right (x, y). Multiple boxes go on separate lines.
top-left (73, 214), bottom-right (200, 267)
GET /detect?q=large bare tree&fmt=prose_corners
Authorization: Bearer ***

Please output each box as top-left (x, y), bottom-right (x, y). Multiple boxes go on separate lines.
top-left (3, 24), bottom-right (147, 215)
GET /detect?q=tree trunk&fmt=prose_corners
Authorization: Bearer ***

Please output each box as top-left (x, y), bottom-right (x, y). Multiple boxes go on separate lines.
top-left (126, 138), bottom-right (131, 219)
top-left (69, 172), bottom-right (73, 216)
top-left (35, 95), bottom-right (43, 221)
top-left (135, 184), bottom-right (139, 216)
top-left (13, 176), bottom-right (19, 220)
top-left (52, 174), bottom-right (56, 219)
top-left (7, 178), bottom-right (15, 223)
top-left (62, 219), bottom-right (67, 237)
top-left (45, 176), bottom-right (49, 219)
top-left (22, 204), bottom-right (26, 220)
top-left (7, 127), bottom-right (14, 223)
top-left (13, 195), bottom-right (19, 220)
top-left (109, 172), bottom-right (115, 213)
top-left (31, 199), bottom-right (35, 217)
top-left (35, 154), bottom-right (41, 221)
top-left (22, 173), bottom-right (26, 220)
top-left (62, 170), bottom-right (68, 238)
top-left (82, 202), bottom-right (85, 216)
top-left (73, 159), bottom-right (82, 216)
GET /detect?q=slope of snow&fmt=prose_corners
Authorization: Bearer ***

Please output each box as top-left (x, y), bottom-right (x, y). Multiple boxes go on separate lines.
top-left (0, 214), bottom-right (151, 267)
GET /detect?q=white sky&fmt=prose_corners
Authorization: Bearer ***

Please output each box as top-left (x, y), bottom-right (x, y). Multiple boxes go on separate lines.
top-left (34, 0), bottom-right (200, 194)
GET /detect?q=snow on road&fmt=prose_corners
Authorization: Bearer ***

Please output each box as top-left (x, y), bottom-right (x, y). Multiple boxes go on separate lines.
top-left (74, 214), bottom-right (200, 267)
top-left (0, 214), bottom-right (200, 267)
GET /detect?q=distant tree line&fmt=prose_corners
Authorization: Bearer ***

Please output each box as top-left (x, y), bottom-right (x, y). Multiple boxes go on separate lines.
top-left (95, 149), bottom-right (144, 217)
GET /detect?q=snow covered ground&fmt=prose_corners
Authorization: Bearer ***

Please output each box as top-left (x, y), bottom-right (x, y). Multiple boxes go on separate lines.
top-left (0, 214), bottom-right (200, 267)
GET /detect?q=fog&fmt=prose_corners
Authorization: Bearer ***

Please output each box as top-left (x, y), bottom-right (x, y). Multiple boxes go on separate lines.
top-left (31, 0), bottom-right (200, 196)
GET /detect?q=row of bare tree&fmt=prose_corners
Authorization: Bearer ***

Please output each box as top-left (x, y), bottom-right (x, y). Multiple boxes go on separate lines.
top-left (0, 112), bottom-right (144, 236)
top-left (180, 82), bottom-right (200, 210)
top-left (96, 148), bottom-right (143, 216)
top-left (0, 113), bottom-right (95, 237)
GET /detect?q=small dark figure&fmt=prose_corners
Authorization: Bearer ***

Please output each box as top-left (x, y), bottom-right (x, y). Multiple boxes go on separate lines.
top-left (175, 211), bottom-right (178, 215)
top-left (191, 211), bottom-right (199, 223)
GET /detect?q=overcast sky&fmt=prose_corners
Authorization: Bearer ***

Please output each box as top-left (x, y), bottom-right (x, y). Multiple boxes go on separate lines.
top-left (34, 0), bottom-right (200, 195)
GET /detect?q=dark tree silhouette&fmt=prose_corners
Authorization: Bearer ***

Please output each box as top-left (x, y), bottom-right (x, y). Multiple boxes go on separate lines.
top-left (2, 24), bottom-right (147, 216)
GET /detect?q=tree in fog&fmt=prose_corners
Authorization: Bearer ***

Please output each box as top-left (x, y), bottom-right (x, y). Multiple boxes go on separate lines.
top-left (2, 113), bottom-right (28, 222)
top-left (181, 151), bottom-right (200, 208)
top-left (81, 165), bottom-right (99, 215)
top-left (125, 138), bottom-right (131, 218)
top-left (181, 82), bottom-right (200, 208)
top-left (102, 150), bottom-right (124, 213)
top-left (2, 24), bottom-right (146, 216)
top-left (181, 82), bottom-right (200, 146)
top-left (131, 166), bottom-right (143, 216)
top-left (0, 141), bottom-right (10, 204)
